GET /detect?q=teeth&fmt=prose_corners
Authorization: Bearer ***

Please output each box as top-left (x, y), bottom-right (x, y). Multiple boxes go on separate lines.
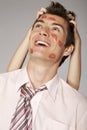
top-left (36, 41), bottom-right (49, 47)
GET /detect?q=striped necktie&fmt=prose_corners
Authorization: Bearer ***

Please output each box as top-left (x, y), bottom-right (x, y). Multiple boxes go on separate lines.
top-left (9, 84), bottom-right (35, 130)
top-left (9, 84), bottom-right (47, 130)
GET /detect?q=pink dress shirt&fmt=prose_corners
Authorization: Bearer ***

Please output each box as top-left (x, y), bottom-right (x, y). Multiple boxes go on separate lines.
top-left (0, 67), bottom-right (87, 130)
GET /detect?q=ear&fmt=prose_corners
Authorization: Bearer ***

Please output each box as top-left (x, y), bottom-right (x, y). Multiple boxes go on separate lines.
top-left (63, 44), bottom-right (74, 56)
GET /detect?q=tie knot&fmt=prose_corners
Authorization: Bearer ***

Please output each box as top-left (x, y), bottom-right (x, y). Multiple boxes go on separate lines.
top-left (21, 84), bottom-right (47, 100)
top-left (21, 85), bottom-right (34, 100)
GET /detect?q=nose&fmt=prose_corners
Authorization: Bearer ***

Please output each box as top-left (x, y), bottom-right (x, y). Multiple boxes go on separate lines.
top-left (39, 27), bottom-right (49, 37)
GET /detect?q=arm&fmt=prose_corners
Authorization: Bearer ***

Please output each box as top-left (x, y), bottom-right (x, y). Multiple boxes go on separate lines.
top-left (7, 8), bottom-right (46, 72)
top-left (7, 28), bottom-right (32, 71)
top-left (67, 16), bottom-right (81, 90)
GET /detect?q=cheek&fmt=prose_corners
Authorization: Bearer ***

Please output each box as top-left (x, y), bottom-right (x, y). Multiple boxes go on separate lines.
top-left (51, 33), bottom-right (57, 42)
top-left (30, 48), bottom-right (33, 54)
top-left (58, 40), bottom-right (63, 48)
top-left (49, 53), bottom-right (56, 59)
top-left (51, 33), bottom-right (63, 48)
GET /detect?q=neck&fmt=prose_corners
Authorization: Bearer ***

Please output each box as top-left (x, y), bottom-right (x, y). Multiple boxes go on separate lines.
top-left (27, 57), bottom-right (58, 89)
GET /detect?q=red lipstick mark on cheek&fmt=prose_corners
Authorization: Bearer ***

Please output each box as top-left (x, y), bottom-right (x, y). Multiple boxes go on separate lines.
top-left (58, 40), bottom-right (63, 47)
top-left (49, 53), bottom-right (56, 59)
top-left (30, 48), bottom-right (33, 54)
top-left (51, 33), bottom-right (57, 41)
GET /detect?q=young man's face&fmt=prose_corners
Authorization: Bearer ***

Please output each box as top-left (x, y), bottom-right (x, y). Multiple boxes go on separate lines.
top-left (29, 13), bottom-right (69, 64)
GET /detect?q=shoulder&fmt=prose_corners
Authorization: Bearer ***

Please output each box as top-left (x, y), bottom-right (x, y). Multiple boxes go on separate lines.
top-left (0, 69), bottom-right (22, 80)
top-left (0, 66), bottom-right (29, 85)
top-left (0, 69), bottom-right (21, 89)
top-left (0, 67), bottom-right (28, 86)
top-left (58, 77), bottom-right (87, 108)
top-left (58, 78), bottom-right (87, 122)
top-left (0, 66), bottom-right (27, 78)
top-left (0, 67), bottom-right (29, 95)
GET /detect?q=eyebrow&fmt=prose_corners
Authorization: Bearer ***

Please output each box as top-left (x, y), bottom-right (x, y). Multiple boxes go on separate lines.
top-left (34, 19), bottom-right (65, 33)
top-left (34, 19), bottom-right (44, 24)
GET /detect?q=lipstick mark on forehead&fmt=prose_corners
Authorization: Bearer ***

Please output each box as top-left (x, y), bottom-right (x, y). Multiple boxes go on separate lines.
top-left (48, 17), bottom-right (56, 21)
top-left (40, 15), bottom-right (47, 19)
top-left (49, 53), bottom-right (56, 59)
top-left (40, 15), bottom-right (56, 21)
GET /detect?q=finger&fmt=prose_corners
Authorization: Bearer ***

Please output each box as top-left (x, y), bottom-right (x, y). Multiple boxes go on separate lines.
top-left (70, 20), bottom-right (77, 27)
top-left (40, 7), bottom-right (47, 12)
top-left (36, 7), bottom-right (47, 18)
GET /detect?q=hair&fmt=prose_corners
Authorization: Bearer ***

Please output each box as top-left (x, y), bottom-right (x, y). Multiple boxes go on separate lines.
top-left (46, 1), bottom-right (76, 66)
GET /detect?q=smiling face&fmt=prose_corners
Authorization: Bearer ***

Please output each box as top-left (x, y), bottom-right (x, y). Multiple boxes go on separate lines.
top-left (29, 13), bottom-right (69, 65)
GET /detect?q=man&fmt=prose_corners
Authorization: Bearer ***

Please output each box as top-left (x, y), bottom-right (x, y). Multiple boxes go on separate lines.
top-left (0, 1), bottom-right (87, 130)
top-left (7, 8), bottom-right (81, 90)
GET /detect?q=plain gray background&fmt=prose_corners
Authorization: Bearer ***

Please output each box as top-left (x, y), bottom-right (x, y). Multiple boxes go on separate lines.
top-left (0, 0), bottom-right (87, 97)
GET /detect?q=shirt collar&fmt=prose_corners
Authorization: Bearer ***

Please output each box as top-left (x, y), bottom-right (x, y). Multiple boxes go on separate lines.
top-left (45, 74), bottom-right (59, 101)
top-left (15, 67), bottom-right (29, 92)
top-left (15, 67), bottom-right (59, 101)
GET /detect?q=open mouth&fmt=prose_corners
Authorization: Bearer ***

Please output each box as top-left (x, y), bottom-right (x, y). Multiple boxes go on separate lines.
top-left (35, 41), bottom-right (49, 47)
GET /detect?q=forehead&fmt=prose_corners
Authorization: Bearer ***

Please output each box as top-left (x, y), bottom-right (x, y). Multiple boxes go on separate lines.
top-left (39, 13), bottom-right (67, 25)
top-left (40, 14), bottom-right (57, 21)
